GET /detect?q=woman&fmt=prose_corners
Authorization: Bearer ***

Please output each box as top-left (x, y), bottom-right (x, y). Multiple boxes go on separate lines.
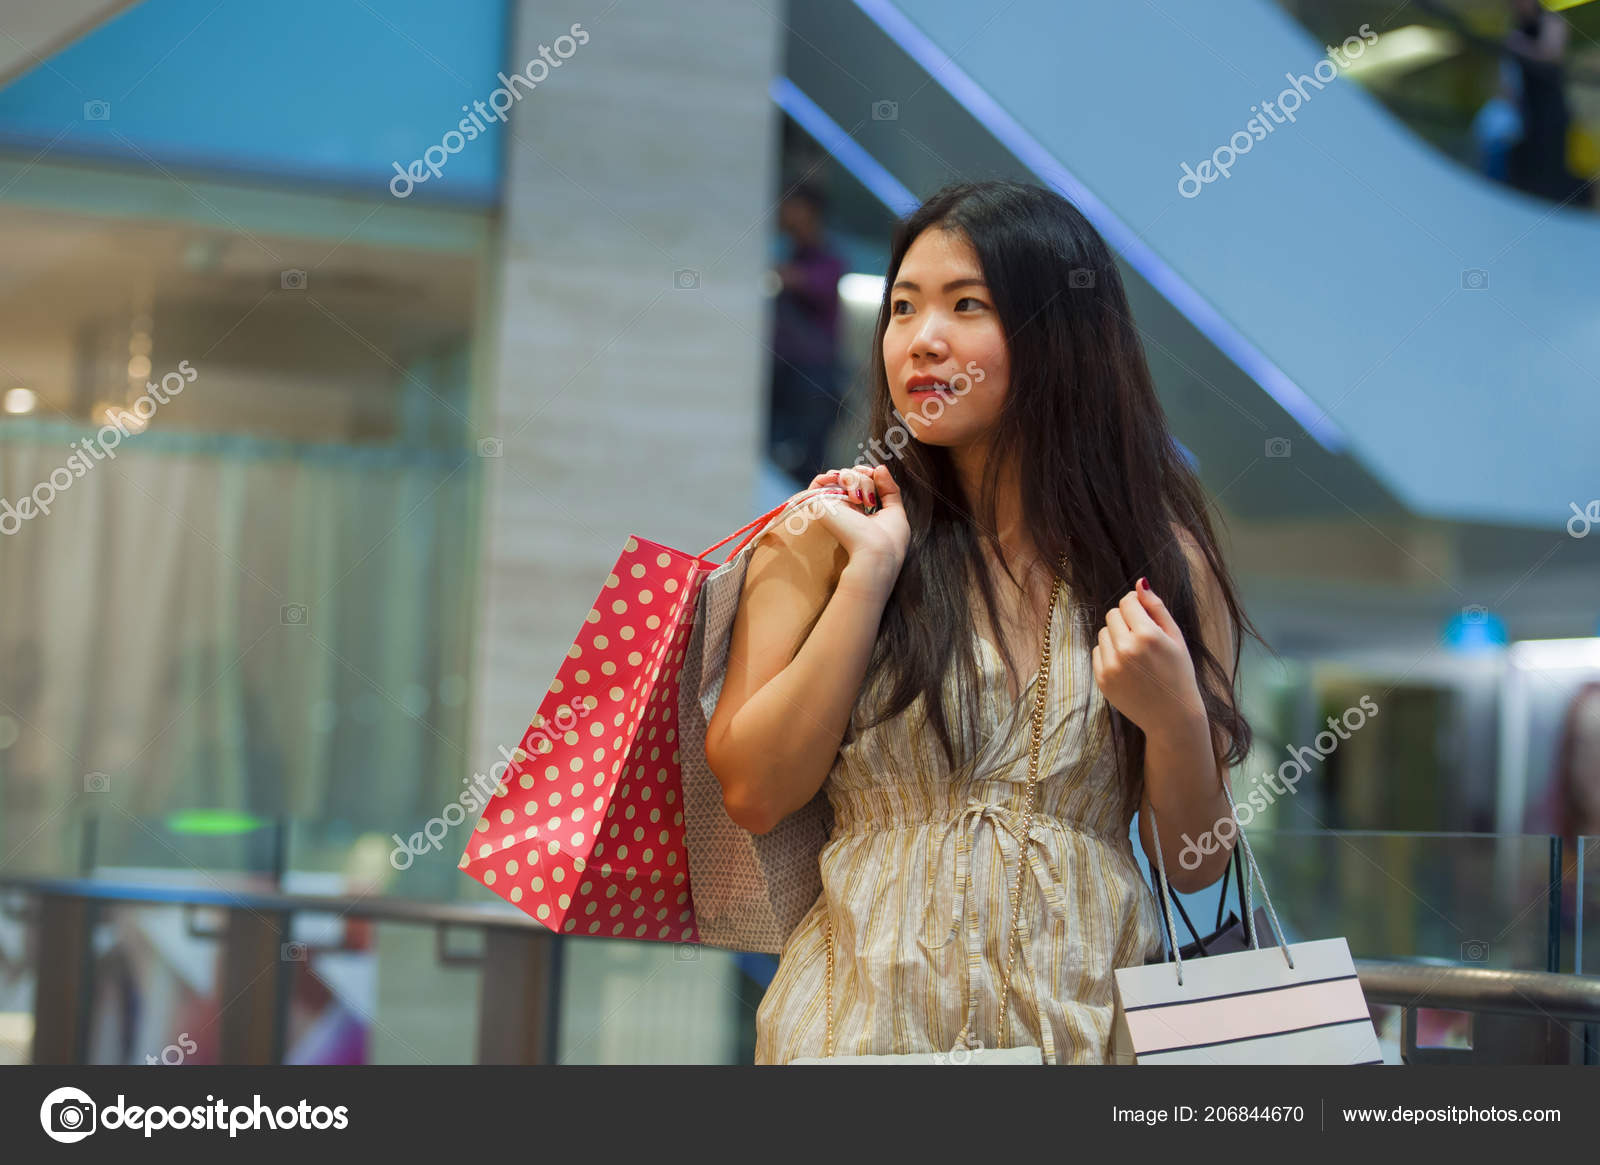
top-left (1530, 680), bottom-right (1600, 928)
top-left (705, 180), bottom-right (1264, 1064)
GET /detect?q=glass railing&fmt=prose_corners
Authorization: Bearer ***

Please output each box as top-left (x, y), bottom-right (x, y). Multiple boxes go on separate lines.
top-left (1245, 830), bottom-right (1574, 972)
top-left (0, 821), bottom-right (1593, 1064)
top-left (1582, 835), bottom-right (1596, 978)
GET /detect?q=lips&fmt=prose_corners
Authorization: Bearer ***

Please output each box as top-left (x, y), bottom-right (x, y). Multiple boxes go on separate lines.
top-left (904, 374), bottom-right (952, 392)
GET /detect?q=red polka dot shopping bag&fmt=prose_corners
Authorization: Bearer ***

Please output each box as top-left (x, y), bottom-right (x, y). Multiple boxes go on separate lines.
top-left (458, 488), bottom-right (844, 943)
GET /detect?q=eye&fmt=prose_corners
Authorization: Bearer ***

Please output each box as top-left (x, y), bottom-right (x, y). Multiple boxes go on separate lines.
top-left (955, 296), bottom-right (985, 311)
top-left (890, 298), bottom-right (913, 315)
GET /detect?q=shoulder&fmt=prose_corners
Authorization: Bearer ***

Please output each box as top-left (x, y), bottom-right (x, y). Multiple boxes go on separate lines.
top-left (742, 504), bottom-right (848, 609)
top-left (1170, 522), bottom-right (1203, 572)
top-left (1169, 522), bottom-right (1234, 660)
top-left (1170, 524), bottom-right (1217, 601)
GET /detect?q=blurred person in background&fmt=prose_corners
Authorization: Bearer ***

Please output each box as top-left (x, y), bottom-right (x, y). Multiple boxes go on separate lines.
top-left (1531, 681), bottom-right (1600, 928)
top-left (767, 183), bottom-right (848, 483)
top-left (1502, 0), bottom-right (1586, 204)
top-left (1473, 57), bottom-right (1524, 183)
top-left (281, 833), bottom-right (392, 1064)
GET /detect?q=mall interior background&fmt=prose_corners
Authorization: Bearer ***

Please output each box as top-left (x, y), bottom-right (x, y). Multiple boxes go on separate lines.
top-left (0, 0), bottom-right (1596, 1064)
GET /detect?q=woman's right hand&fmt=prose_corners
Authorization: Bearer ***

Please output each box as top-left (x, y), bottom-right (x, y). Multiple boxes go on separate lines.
top-left (789, 463), bottom-right (909, 592)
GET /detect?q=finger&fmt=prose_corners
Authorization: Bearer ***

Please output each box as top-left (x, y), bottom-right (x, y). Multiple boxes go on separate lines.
top-left (844, 467), bottom-right (876, 508)
top-left (809, 470), bottom-right (854, 509)
top-left (869, 463), bottom-right (901, 510)
top-left (852, 467), bottom-right (876, 506)
top-left (1118, 589), bottom-right (1161, 638)
top-left (791, 483), bottom-right (838, 516)
top-left (807, 492), bottom-right (866, 543)
top-left (1094, 631), bottom-right (1118, 688)
top-left (1136, 577), bottom-right (1185, 641)
top-left (1105, 608), bottom-right (1132, 650)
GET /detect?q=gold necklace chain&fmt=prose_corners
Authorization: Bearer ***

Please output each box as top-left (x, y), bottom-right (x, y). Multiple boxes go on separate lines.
top-left (821, 570), bottom-right (1064, 1057)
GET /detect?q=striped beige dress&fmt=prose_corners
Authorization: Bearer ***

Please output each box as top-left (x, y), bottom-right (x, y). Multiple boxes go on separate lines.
top-left (753, 583), bottom-right (1165, 1064)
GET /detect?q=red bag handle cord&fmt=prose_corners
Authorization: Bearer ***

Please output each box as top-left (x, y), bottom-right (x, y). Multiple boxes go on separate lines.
top-left (695, 487), bottom-right (849, 563)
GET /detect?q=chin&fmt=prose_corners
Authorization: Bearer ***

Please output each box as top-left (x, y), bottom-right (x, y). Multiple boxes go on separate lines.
top-left (907, 426), bottom-right (959, 447)
top-left (910, 424), bottom-right (983, 451)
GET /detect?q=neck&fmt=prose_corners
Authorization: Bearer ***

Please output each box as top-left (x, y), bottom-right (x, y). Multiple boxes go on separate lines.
top-left (948, 440), bottom-right (1038, 578)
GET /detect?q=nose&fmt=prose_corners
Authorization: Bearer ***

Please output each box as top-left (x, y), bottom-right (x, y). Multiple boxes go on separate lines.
top-left (908, 316), bottom-right (949, 361)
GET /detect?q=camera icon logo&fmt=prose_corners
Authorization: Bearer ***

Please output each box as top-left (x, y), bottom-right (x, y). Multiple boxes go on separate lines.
top-left (280, 604), bottom-right (307, 625)
top-left (871, 99), bottom-right (898, 121)
top-left (1265, 437), bottom-right (1292, 458)
top-left (83, 100), bottom-right (111, 121)
top-left (282, 941), bottom-right (307, 961)
top-left (1068, 268), bottom-right (1095, 289)
top-left (84, 771), bottom-right (111, 794)
top-left (40, 1086), bottom-right (97, 1143)
top-left (280, 269), bottom-right (308, 290)
top-left (477, 437), bottom-right (503, 458)
top-left (1461, 938), bottom-right (1489, 962)
top-left (1461, 268), bottom-right (1489, 291)
top-left (1461, 604), bottom-right (1488, 625)
top-left (674, 942), bottom-right (700, 962)
top-left (673, 268), bottom-right (700, 290)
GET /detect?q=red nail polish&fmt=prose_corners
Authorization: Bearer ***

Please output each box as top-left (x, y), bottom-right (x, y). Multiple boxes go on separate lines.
top-left (1138, 577), bottom-right (1149, 591)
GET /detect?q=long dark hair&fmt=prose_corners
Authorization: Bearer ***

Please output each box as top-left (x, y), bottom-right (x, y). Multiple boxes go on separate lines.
top-left (853, 179), bottom-right (1267, 817)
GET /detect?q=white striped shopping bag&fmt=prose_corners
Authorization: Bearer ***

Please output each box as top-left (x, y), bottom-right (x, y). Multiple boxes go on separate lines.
top-left (1111, 788), bottom-right (1383, 1065)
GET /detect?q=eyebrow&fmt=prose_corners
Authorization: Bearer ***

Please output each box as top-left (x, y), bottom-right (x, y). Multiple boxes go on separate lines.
top-left (890, 277), bottom-right (988, 293)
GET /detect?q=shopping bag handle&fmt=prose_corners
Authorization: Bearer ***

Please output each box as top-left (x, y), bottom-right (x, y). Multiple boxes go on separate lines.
top-left (1146, 779), bottom-right (1294, 985)
top-left (1150, 844), bottom-right (1247, 958)
top-left (695, 486), bottom-right (851, 563)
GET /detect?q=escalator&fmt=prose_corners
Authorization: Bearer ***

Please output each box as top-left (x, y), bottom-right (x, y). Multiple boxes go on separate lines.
top-left (779, 0), bottom-right (1600, 532)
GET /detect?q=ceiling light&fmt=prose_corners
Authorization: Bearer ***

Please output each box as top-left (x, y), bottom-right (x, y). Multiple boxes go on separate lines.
top-left (838, 273), bottom-right (885, 307)
top-left (1340, 26), bottom-right (1461, 83)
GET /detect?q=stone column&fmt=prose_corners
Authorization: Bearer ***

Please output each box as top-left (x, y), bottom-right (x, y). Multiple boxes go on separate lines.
top-left (465, 0), bottom-right (784, 1062)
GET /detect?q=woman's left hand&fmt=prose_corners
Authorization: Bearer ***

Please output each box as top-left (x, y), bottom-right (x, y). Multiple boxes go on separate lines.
top-left (1090, 579), bottom-right (1206, 739)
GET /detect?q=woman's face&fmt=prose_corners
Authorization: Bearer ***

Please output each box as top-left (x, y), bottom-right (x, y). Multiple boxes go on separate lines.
top-left (882, 227), bottom-right (1010, 450)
